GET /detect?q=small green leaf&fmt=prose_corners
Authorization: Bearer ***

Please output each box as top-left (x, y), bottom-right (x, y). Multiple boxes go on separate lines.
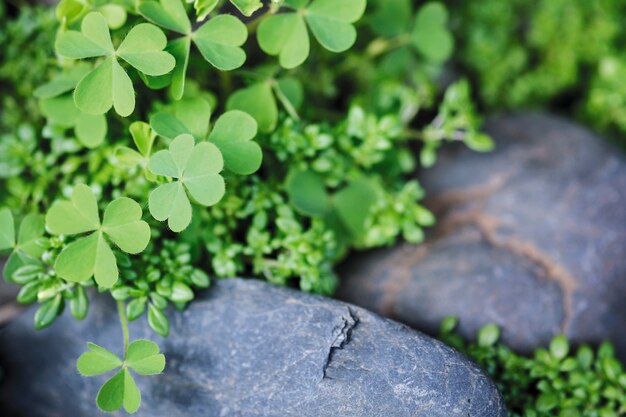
top-left (227, 82), bottom-right (278, 133)
top-left (117, 24), bottom-right (176, 76)
top-left (96, 369), bottom-right (124, 412)
top-left (148, 304), bottom-right (170, 337)
top-left (550, 335), bottom-right (569, 360)
top-left (55, 12), bottom-right (113, 59)
top-left (56, 0), bottom-right (88, 25)
top-left (139, 0), bottom-right (192, 35)
top-left (536, 392), bottom-right (559, 412)
top-left (305, 0), bottom-right (366, 52)
top-left (98, 4), bottom-right (127, 30)
top-left (129, 121), bottom-right (156, 157)
top-left (126, 339), bottom-right (166, 375)
top-left (194, 0), bottom-right (219, 21)
top-left (193, 15), bottom-right (248, 71)
top-left (477, 323), bottom-right (501, 347)
top-left (46, 184), bottom-right (100, 235)
top-left (411, 2), bottom-right (453, 62)
top-left (127, 297), bottom-right (147, 321)
top-left (34, 294), bottom-right (63, 330)
top-left (0, 207), bottom-right (15, 250)
top-left (75, 113), bottom-right (107, 148)
top-left (48, 186), bottom-right (149, 287)
top-left (230, 0), bottom-right (263, 16)
top-left (190, 269), bottom-right (210, 288)
top-left (102, 198), bottom-right (151, 254)
top-left (70, 285), bottom-right (89, 320)
top-left (286, 170), bottom-right (330, 217)
top-left (169, 281), bottom-right (193, 303)
top-left (150, 112), bottom-right (190, 141)
top-left (148, 134), bottom-right (225, 232)
top-left (208, 111), bottom-right (261, 175)
top-left (77, 343), bottom-right (122, 376)
top-left (258, 13), bottom-right (309, 69)
top-left (333, 179), bottom-right (378, 238)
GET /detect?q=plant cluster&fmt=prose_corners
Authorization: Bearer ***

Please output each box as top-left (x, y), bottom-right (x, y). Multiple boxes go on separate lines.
top-left (451, 0), bottom-right (626, 143)
top-left (0, 0), bottom-right (490, 412)
top-left (440, 318), bottom-right (626, 417)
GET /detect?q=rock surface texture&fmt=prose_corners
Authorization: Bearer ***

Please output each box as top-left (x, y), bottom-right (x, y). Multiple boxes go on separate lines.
top-left (339, 113), bottom-right (626, 357)
top-left (0, 278), bottom-right (506, 417)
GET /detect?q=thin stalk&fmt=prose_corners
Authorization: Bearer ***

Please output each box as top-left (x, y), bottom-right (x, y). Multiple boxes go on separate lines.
top-left (117, 300), bottom-right (130, 360)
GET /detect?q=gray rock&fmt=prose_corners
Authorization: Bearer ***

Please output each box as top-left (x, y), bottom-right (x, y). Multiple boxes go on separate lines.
top-left (0, 278), bottom-right (506, 417)
top-left (338, 113), bottom-right (626, 357)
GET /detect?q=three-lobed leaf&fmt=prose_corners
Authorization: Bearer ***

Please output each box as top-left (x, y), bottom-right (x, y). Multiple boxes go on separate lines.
top-left (258, 0), bottom-right (366, 69)
top-left (0, 209), bottom-right (46, 283)
top-left (55, 12), bottom-right (175, 116)
top-left (139, 0), bottom-right (248, 99)
top-left (148, 134), bottom-right (225, 232)
top-left (46, 185), bottom-right (150, 287)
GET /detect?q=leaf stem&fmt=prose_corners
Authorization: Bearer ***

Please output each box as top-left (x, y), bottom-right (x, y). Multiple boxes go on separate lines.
top-left (117, 300), bottom-right (129, 360)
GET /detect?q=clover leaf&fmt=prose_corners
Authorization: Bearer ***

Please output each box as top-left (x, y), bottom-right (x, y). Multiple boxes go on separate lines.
top-left (77, 340), bottom-right (165, 413)
top-left (36, 70), bottom-right (107, 148)
top-left (227, 75), bottom-right (303, 132)
top-left (0, 208), bottom-right (46, 283)
top-left (286, 170), bottom-right (379, 241)
top-left (151, 110), bottom-right (262, 176)
top-left (148, 134), bottom-right (225, 232)
top-left (56, 0), bottom-right (128, 29)
top-left (151, 97), bottom-right (213, 140)
top-left (208, 111), bottom-right (262, 175)
top-left (55, 12), bottom-right (175, 116)
top-left (45, 185), bottom-right (151, 288)
top-left (258, 0), bottom-right (366, 69)
top-left (369, 1), bottom-right (454, 63)
top-left (410, 2), bottom-right (454, 62)
top-left (139, 0), bottom-right (247, 99)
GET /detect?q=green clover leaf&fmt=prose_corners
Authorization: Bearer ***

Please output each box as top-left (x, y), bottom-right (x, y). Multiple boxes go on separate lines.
top-left (36, 70), bottom-right (108, 148)
top-left (45, 185), bottom-right (151, 288)
top-left (151, 108), bottom-right (262, 176)
top-left (208, 111), bottom-right (262, 175)
top-left (151, 97), bottom-right (213, 140)
top-left (56, 0), bottom-right (128, 29)
top-left (369, 1), bottom-right (454, 63)
top-left (258, 0), bottom-right (366, 69)
top-left (0, 208), bottom-right (46, 283)
top-left (77, 339), bottom-right (165, 414)
top-left (55, 12), bottom-right (175, 116)
top-left (227, 74), bottom-right (303, 132)
top-left (126, 339), bottom-right (166, 375)
top-left (139, 0), bottom-right (248, 99)
top-left (286, 170), bottom-right (379, 241)
top-left (410, 2), bottom-right (454, 62)
top-left (148, 134), bottom-right (225, 232)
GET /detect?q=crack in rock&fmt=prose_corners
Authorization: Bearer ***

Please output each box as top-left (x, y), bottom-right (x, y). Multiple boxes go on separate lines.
top-left (321, 307), bottom-right (360, 380)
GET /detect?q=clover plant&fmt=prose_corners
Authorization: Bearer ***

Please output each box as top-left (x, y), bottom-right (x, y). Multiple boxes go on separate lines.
top-left (0, 0), bottom-right (495, 413)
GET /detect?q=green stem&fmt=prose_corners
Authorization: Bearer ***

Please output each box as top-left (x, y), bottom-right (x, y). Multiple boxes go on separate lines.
top-left (117, 300), bottom-right (129, 360)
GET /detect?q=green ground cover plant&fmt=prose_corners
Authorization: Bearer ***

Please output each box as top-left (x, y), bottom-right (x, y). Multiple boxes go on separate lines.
top-left (440, 319), bottom-right (626, 417)
top-left (0, 0), bottom-right (489, 412)
top-left (450, 0), bottom-right (626, 144)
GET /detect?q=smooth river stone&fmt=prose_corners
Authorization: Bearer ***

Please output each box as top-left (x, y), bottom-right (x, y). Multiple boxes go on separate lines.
top-left (0, 278), bottom-right (506, 417)
top-left (338, 113), bottom-right (626, 357)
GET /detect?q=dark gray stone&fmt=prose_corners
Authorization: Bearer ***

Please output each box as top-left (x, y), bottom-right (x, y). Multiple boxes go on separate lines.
top-left (338, 113), bottom-right (626, 357)
top-left (0, 278), bottom-right (506, 417)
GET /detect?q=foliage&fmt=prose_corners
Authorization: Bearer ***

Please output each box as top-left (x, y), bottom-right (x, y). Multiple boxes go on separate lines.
top-left (451, 0), bottom-right (626, 142)
top-left (440, 318), bottom-right (626, 417)
top-left (0, 0), bottom-right (491, 413)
